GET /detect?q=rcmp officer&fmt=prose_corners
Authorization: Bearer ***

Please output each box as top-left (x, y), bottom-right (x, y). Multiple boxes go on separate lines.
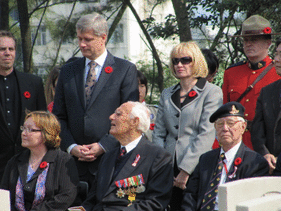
top-left (222, 15), bottom-right (281, 149)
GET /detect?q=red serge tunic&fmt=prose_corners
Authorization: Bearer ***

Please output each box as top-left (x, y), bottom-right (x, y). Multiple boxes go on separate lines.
top-left (222, 56), bottom-right (281, 149)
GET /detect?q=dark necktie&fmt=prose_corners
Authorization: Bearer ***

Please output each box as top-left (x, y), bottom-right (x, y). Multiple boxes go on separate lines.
top-left (85, 61), bottom-right (97, 106)
top-left (119, 146), bottom-right (127, 158)
top-left (200, 153), bottom-right (225, 211)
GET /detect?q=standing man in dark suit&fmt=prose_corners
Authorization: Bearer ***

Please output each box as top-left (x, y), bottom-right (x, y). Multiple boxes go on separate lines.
top-left (0, 30), bottom-right (46, 181)
top-left (75, 101), bottom-right (173, 210)
top-left (251, 38), bottom-right (281, 174)
top-left (181, 102), bottom-right (268, 211)
top-left (53, 13), bottom-right (139, 188)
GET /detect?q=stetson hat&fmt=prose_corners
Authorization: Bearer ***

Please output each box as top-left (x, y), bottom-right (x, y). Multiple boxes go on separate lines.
top-left (232, 15), bottom-right (281, 37)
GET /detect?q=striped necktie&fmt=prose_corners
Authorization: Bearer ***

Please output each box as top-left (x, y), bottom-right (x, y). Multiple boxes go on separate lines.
top-left (200, 153), bottom-right (225, 211)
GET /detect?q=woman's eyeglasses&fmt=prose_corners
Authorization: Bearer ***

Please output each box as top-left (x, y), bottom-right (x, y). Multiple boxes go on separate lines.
top-left (172, 57), bottom-right (192, 65)
top-left (20, 126), bottom-right (41, 133)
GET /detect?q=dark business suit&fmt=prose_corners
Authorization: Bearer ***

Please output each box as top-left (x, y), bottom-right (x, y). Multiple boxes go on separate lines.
top-left (181, 143), bottom-right (269, 211)
top-left (53, 51), bottom-right (139, 179)
top-left (251, 80), bottom-right (281, 157)
top-left (82, 136), bottom-right (173, 211)
top-left (0, 149), bottom-right (79, 211)
top-left (0, 70), bottom-right (46, 180)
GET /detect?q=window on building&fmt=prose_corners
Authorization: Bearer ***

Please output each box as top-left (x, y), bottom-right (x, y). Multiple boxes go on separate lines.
top-left (109, 24), bottom-right (124, 44)
top-left (32, 26), bottom-right (47, 46)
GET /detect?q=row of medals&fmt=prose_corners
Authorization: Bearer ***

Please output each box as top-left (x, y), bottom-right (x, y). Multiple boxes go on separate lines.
top-left (116, 184), bottom-right (146, 198)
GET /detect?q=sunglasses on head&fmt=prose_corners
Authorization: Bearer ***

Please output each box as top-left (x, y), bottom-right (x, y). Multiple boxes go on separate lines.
top-left (172, 57), bottom-right (192, 65)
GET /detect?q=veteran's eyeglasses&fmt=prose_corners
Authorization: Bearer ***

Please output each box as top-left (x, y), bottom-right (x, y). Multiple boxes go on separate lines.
top-left (20, 126), bottom-right (41, 133)
top-left (215, 120), bottom-right (242, 128)
top-left (172, 57), bottom-right (192, 65)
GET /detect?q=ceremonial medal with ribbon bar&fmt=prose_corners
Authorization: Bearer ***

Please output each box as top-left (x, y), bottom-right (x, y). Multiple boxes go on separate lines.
top-left (115, 174), bottom-right (146, 205)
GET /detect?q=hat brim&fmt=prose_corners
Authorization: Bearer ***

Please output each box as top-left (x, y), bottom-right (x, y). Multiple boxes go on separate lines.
top-left (231, 33), bottom-right (281, 37)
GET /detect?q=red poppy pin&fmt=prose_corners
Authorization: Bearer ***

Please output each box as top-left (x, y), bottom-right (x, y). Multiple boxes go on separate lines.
top-left (105, 66), bottom-right (113, 74)
top-left (234, 157), bottom-right (242, 166)
top-left (24, 91), bottom-right (31, 99)
top-left (188, 90), bottom-right (197, 98)
top-left (263, 27), bottom-right (272, 34)
top-left (150, 123), bottom-right (155, 130)
top-left (228, 157), bottom-right (242, 179)
top-left (39, 161), bottom-right (48, 169)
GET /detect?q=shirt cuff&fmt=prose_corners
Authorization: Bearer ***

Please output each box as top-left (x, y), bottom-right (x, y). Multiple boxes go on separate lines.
top-left (67, 144), bottom-right (78, 154)
top-left (99, 142), bottom-right (106, 152)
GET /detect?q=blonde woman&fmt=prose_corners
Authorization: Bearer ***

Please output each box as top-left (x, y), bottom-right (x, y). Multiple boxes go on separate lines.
top-left (152, 41), bottom-right (222, 210)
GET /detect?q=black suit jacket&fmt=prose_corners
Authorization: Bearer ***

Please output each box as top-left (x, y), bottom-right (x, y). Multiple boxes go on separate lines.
top-left (53, 52), bottom-right (139, 176)
top-left (0, 70), bottom-right (46, 178)
top-left (181, 143), bottom-right (269, 211)
top-left (251, 80), bottom-right (281, 157)
top-left (0, 149), bottom-right (79, 211)
top-left (82, 137), bottom-right (173, 211)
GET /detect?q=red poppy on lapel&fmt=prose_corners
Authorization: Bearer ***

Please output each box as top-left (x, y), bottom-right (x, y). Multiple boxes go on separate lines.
top-left (24, 91), bottom-right (31, 99)
top-left (39, 161), bottom-right (48, 169)
top-left (263, 27), bottom-right (271, 34)
top-left (150, 123), bottom-right (155, 130)
top-left (105, 66), bottom-right (113, 74)
top-left (234, 157), bottom-right (242, 166)
top-left (188, 90), bottom-right (197, 98)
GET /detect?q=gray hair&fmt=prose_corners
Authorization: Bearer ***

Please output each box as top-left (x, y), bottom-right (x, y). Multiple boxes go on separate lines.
top-left (76, 13), bottom-right (108, 37)
top-left (128, 101), bottom-right (151, 133)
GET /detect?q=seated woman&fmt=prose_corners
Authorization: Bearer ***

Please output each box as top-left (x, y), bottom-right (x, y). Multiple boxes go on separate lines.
top-left (1, 111), bottom-right (79, 211)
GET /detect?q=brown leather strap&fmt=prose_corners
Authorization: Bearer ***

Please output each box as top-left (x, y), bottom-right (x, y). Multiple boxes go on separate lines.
top-left (236, 63), bottom-right (273, 102)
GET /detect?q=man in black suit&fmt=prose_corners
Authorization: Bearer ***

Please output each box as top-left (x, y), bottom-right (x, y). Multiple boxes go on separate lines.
top-left (53, 13), bottom-right (139, 187)
top-left (0, 30), bottom-right (46, 181)
top-left (251, 38), bottom-right (281, 174)
top-left (181, 102), bottom-right (268, 211)
top-left (75, 101), bottom-right (173, 210)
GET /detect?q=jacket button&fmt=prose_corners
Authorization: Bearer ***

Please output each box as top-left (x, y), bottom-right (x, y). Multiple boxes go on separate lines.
top-left (175, 113), bottom-right (180, 117)
top-left (175, 137), bottom-right (178, 141)
top-left (174, 125), bottom-right (179, 129)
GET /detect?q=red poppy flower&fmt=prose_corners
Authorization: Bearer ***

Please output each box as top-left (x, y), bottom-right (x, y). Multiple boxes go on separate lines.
top-left (39, 161), bottom-right (48, 169)
top-left (150, 123), bottom-right (155, 130)
top-left (24, 91), bottom-right (31, 99)
top-left (263, 27), bottom-right (272, 34)
top-left (188, 90), bottom-right (197, 98)
top-left (234, 157), bottom-right (242, 166)
top-left (105, 66), bottom-right (113, 74)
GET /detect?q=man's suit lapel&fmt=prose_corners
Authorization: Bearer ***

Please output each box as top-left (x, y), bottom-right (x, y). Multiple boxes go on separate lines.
top-left (203, 149), bottom-right (220, 186)
top-left (97, 148), bottom-right (119, 198)
top-left (271, 80), bottom-right (281, 118)
top-left (14, 71), bottom-right (25, 128)
top-left (226, 143), bottom-right (246, 182)
top-left (73, 58), bottom-right (87, 110)
top-left (87, 52), bottom-right (115, 109)
top-left (103, 137), bottom-right (148, 198)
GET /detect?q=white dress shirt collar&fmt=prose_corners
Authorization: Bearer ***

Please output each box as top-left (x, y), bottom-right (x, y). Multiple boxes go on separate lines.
top-left (121, 135), bottom-right (142, 153)
top-left (85, 50), bottom-right (108, 67)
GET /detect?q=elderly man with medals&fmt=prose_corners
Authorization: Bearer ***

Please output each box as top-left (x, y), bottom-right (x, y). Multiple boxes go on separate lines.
top-left (70, 101), bottom-right (173, 211)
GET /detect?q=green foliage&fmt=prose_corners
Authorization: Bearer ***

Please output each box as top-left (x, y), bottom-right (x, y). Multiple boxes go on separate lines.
top-left (143, 14), bottom-right (178, 40)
